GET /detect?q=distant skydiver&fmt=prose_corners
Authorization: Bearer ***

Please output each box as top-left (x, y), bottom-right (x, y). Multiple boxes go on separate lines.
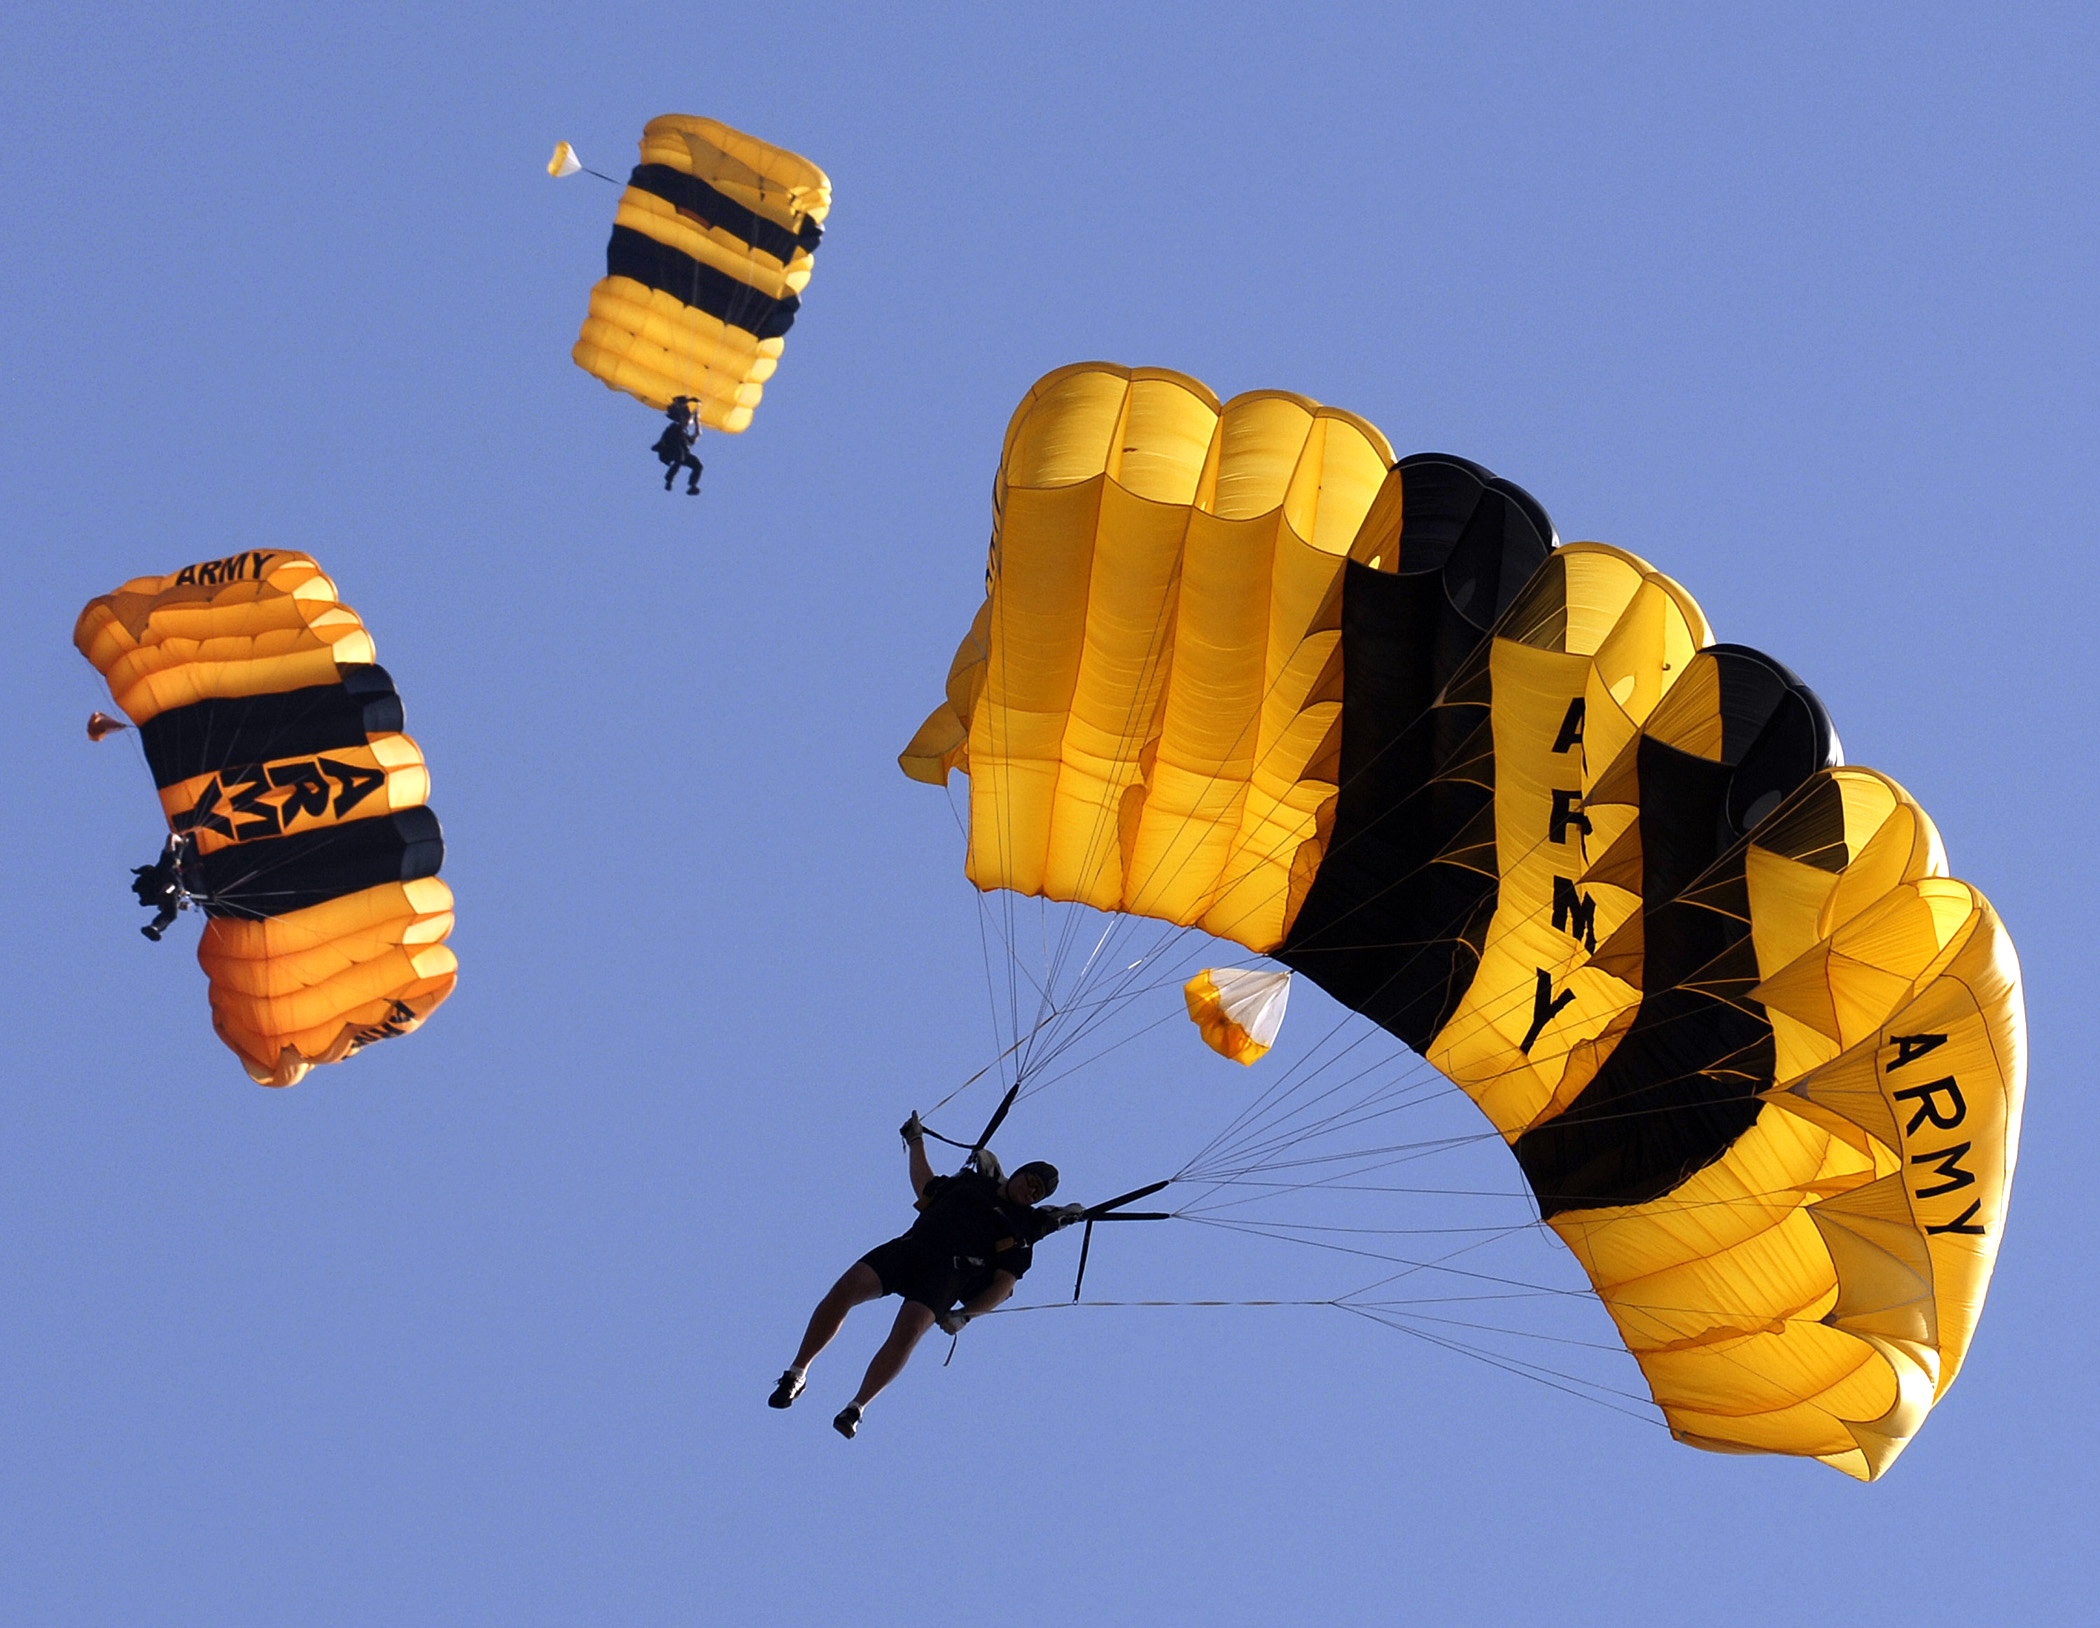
top-left (131, 834), bottom-right (191, 941)
top-left (653, 396), bottom-right (704, 494)
top-left (770, 1112), bottom-right (1084, 1438)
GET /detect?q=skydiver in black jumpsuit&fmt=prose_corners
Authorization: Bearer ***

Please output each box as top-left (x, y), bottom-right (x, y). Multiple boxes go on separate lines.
top-left (131, 835), bottom-right (190, 941)
top-left (653, 396), bottom-right (703, 494)
top-left (768, 1113), bottom-right (1084, 1438)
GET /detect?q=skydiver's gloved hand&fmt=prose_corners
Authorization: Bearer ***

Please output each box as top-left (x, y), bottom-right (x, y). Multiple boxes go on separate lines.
top-left (1045, 1203), bottom-right (1088, 1229)
top-left (935, 1309), bottom-right (971, 1335)
top-left (900, 1112), bottom-right (924, 1145)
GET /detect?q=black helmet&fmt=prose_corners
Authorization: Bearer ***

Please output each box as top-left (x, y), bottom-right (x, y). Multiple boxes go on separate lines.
top-left (1012, 1160), bottom-right (1060, 1201)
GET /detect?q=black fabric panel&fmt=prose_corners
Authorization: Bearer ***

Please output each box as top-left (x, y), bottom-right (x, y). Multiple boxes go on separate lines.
top-left (1745, 773), bottom-right (1850, 871)
top-left (139, 665), bottom-right (403, 789)
top-left (1277, 461), bottom-right (1558, 1050)
top-left (1276, 605), bottom-right (1500, 1047)
top-left (1515, 960), bottom-right (1773, 1216)
top-left (192, 806), bottom-right (444, 920)
top-left (1514, 648), bottom-right (1840, 1216)
top-left (1391, 455), bottom-right (1557, 688)
top-left (1632, 741), bottom-right (1741, 936)
top-left (1517, 772), bottom-right (1771, 1216)
top-left (627, 163), bottom-right (823, 263)
top-left (1700, 646), bottom-right (1841, 838)
top-left (605, 225), bottom-right (801, 340)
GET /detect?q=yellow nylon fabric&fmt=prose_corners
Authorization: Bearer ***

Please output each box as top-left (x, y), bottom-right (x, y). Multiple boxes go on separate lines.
top-left (899, 361), bottom-right (1392, 950)
top-left (1424, 545), bottom-right (1712, 1135)
top-left (1395, 567), bottom-right (2021, 1477)
top-left (75, 552), bottom-right (457, 1087)
top-left (902, 363), bottom-right (2024, 1479)
top-left (571, 114), bottom-right (830, 432)
top-left (1538, 766), bottom-right (2022, 1479)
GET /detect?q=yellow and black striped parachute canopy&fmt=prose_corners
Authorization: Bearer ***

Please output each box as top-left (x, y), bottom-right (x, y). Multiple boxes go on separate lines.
top-left (571, 114), bottom-right (830, 433)
top-left (903, 361), bottom-right (2026, 1479)
top-left (76, 550), bottom-right (456, 1087)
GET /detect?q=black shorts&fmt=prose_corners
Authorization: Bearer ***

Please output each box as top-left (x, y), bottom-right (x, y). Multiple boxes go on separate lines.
top-left (860, 1235), bottom-right (972, 1314)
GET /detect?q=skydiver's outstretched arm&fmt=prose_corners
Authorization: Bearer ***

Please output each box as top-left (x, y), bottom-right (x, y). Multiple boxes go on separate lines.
top-left (903, 1113), bottom-right (934, 1197)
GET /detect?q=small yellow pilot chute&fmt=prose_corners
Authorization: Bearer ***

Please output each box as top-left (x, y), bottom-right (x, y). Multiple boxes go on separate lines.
top-left (1184, 968), bottom-right (1294, 1065)
top-left (548, 141), bottom-right (583, 179)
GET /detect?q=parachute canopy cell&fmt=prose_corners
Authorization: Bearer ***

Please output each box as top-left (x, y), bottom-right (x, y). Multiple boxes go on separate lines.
top-left (570, 114), bottom-right (831, 433)
top-left (76, 550), bottom-right (457, 1087)
top-left (901, 361), bottom-right (2025, 1480)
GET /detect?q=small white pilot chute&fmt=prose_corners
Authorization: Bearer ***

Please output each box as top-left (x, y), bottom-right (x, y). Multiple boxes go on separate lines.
top-left (1183, 968), bottom-right (1293, 1065)
top-left (547, 141), bottom-right (583, 178)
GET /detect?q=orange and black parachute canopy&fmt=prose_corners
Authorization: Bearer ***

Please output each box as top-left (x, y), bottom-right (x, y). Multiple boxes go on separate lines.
top-left (76, 549), bottom-right (456, 1086)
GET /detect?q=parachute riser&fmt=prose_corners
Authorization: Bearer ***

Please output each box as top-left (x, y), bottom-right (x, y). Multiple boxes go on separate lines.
top-left (916, 1078), bottom-right (1022, 1161)
top-left (1071, 1178), bottom-right (1173, 1301)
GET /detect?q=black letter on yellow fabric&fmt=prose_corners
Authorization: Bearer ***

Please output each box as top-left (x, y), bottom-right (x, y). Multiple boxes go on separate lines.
top-left (1924, 1201), bottom-right (1987, 1237)
top-left (1911, 1142), bottom-right (1978, 1200)
top-left (1892, 1077), bottom-right (1967, 1136)
top-left (1549, 790), bottom-right (1592, 845)
top-left (1889, 1034), bottom-right (1947, 1070)
top-left (174, 779), bottom-right (235, 839)
top-left (269, 760), bottom-right (332, 824)
top-left (1551, 876), bottom-right (1598, 952)
top-left (320, 757), bottom-right (387, 817)
top-left (1520, 969), bottom-right (1577, 1054)
top-left (223, 765), bottom-right (282, 840)
top-left (1551, 698), bottom-right (1585, 754)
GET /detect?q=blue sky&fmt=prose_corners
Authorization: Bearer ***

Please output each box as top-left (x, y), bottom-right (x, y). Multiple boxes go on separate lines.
top-left (2, 3), bottom-right (2095, 1622)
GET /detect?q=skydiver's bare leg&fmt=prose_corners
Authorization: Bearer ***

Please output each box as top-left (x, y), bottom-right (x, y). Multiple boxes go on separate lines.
top-left (791, 1261), bottom-right (883, 1371)
top-left (847, 1301), bottom-right (937, 1409)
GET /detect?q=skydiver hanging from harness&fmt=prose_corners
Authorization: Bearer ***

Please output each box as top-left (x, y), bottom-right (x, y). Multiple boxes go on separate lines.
top-left (131, 833), bottom-right (193, 941)
top-left (653, 396), bottom-right (703, 495)
top-left (769, 1110), bottom-right (1087, 1439)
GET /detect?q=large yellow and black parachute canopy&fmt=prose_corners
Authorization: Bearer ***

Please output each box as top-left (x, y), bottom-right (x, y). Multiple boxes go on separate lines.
top-left (902, 361), bottom-right (2026, 1480)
